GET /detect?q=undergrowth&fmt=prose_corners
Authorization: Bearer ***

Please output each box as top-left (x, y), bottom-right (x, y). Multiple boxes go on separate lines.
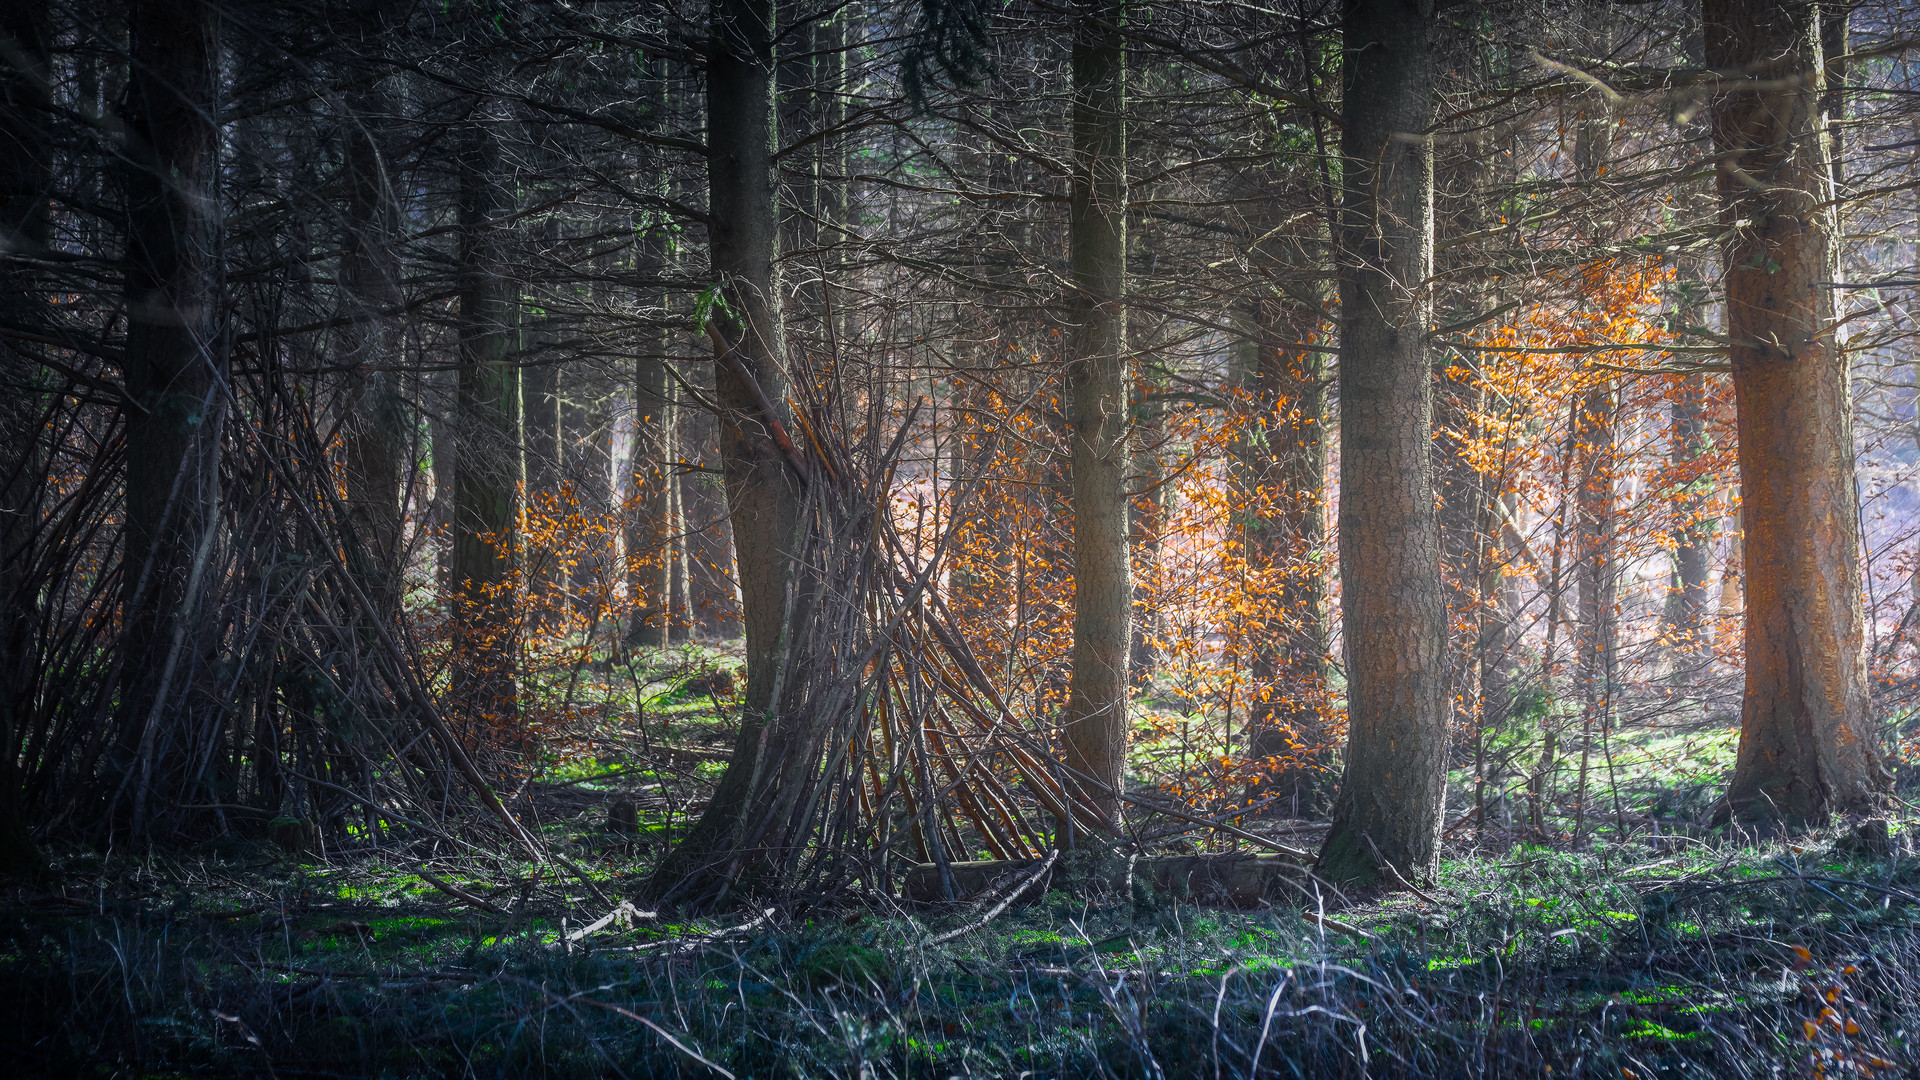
top-left (4, 821), bottom-right (1919, 1078)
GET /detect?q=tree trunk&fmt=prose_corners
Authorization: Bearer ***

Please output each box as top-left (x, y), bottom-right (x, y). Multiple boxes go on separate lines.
top-left (337, 0), bottom-right (408, 602)
top-left (627, 56), bottom-right (678, 650)
top-left (1061, 0), bottom-right (1130, 826)
top-left (1570, 82), bottom-right (1619, 843)
top-left (449, 116), bottom-right (521, 733)
top-left (1668, 366), bottom-right (1714, 667)
top-left (1707, 0), bottom-right (1887, 823)
top-left (1664, 9), bottom-right (1718, 682)
top-left (630, 342), bottom-right (676, 648)
top-left (117, 0), bottom-right (225, 838)
top-left (1717, 505), bottom-right (1744, 655)
top-left (668, 451), bottom-right (692, 643)
top-left (1433, 108), bottom-right (1503, 829)
top-left (650, 0), bottom-right (808, 896)
top-left (1315, 0), bottom-right (1448, 886)
top-left (563, 391), bottom-right (614, 619)
top-left (1128, 389), bottom-right (1163, 688)
top-left (0, 0), bottom-right (52, 871)
top-left (681, 365), bottom-right (742, 638)
top-left (1572, 377), bottom-right (1617, 841)
top-left (522, 354), bottom-right (563, 622)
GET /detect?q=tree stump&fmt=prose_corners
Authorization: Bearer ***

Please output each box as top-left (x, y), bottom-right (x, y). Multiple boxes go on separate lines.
top-left (607, 799), bottom-right (639, 845)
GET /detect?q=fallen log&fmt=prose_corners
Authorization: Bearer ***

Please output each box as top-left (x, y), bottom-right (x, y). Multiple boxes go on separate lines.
top-left (904, 853), bottom-right (1303, 908)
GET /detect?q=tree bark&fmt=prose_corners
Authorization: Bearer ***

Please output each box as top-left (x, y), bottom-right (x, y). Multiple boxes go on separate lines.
top-left (1315, 0), bottom-right (1448, 886)
top-left (449, 115), bottom-right (521, 733)
top-left (336, 0), bottom-right (409, 602)
top-left (706, 0), bottom-right (802, 715)
top-left (1061, 0), bottom-right (1130, 826)
top-left (117, 0), bottom-right (225, 838)
top-left (630, 341), bottom-right (676, 648)
top-left (1706, 0), bottom-right (1887, 823)
top-left (0, 0), bottom-right (52, 870)
top-left (680, 368), bottom-right (742, 638)
top-left (650, 0), bottom-right (808, 896)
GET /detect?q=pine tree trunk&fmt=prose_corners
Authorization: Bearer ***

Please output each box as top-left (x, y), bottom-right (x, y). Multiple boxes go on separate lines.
top-left (681, 365), bottom-right (742, 638)
top-left (1668, 367), bottom-right (1714, 666)
top-left (1128, 391), bottom-right (1162, 688)
top-left (668, 458), bottom-right (692, 643)
top-left (1707, 0), bottom-right (1888, 823)
top-left (1061, 0), bottom-right (1130, 825)
top-left (0, 0), bottom-right (52, 870)
top-left (1433, 111), bottom-right (1503, 825)
top-left (117, 0), bottom-right (225, 838)
top-left (1572, 378), bottom-right (1617, 840)
top-left (522, 351), bottom-right (563, 621)
top-left (630, 342), bottom-right (676, 648)
top-left (706, 0), bottom-right (801, 715)
top-left (650, 0), bottom-right (807, 897)
top-left (1665, 12), bottom-right (1717, 681)
top-left (337, 1), bottom-right (408, 601)
top-left (1570, 84), bottom-right (1618, 842)
top-left (1315, 0), bottom-right (1448, 885)
top-left (629, 58), bottom-right (680, 651)
top-left (449, 117), bottom-right (520, 733)
top-left (563, 392), bottom-right (613, 619)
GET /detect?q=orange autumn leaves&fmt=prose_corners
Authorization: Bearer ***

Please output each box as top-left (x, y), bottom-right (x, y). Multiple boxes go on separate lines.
top-left (927, 256), bottom-right (1736, 818)
top-left (420, 256), bottom-right (1740, 805)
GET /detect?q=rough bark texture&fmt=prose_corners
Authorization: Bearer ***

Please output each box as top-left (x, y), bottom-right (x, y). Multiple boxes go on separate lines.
top-left (651, 0), bottom-right (806, 894)
top-left (449, 118), bottom-right (521, 732)
top-left (1315, 0), bottom-right (1449, 886)
top-left (707, 0), bottom-right (801, 717)
top-left (1706, 0), bottom-right (1887, 823)
top-left (117, 0), bottom-right (225, 837)
top-left (1061, 0), bottom-right (1131, 825)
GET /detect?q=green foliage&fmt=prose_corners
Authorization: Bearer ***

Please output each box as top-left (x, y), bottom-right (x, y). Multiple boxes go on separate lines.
top-left (902, 0), bottom-right (997, 111)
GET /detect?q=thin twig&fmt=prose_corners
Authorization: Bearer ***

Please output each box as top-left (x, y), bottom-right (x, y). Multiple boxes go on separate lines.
top-left (417, 868), bottom-right (509, 914)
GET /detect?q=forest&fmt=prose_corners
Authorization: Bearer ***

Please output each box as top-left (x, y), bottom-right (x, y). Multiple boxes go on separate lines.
top-left (5, 0), bottom-right (1920, 1074)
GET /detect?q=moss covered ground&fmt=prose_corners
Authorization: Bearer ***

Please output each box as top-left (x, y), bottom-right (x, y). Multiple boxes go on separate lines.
top-left (5, 652), bottom-right (1919, 1077)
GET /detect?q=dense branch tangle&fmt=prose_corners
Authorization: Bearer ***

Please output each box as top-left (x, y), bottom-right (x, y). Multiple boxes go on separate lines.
top-left (3, 0), bottom-right (1920, 903)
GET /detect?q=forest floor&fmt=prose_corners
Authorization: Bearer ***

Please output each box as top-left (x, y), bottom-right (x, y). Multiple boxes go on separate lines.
top-left (5, 653), bottom-right (1920, 1078)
